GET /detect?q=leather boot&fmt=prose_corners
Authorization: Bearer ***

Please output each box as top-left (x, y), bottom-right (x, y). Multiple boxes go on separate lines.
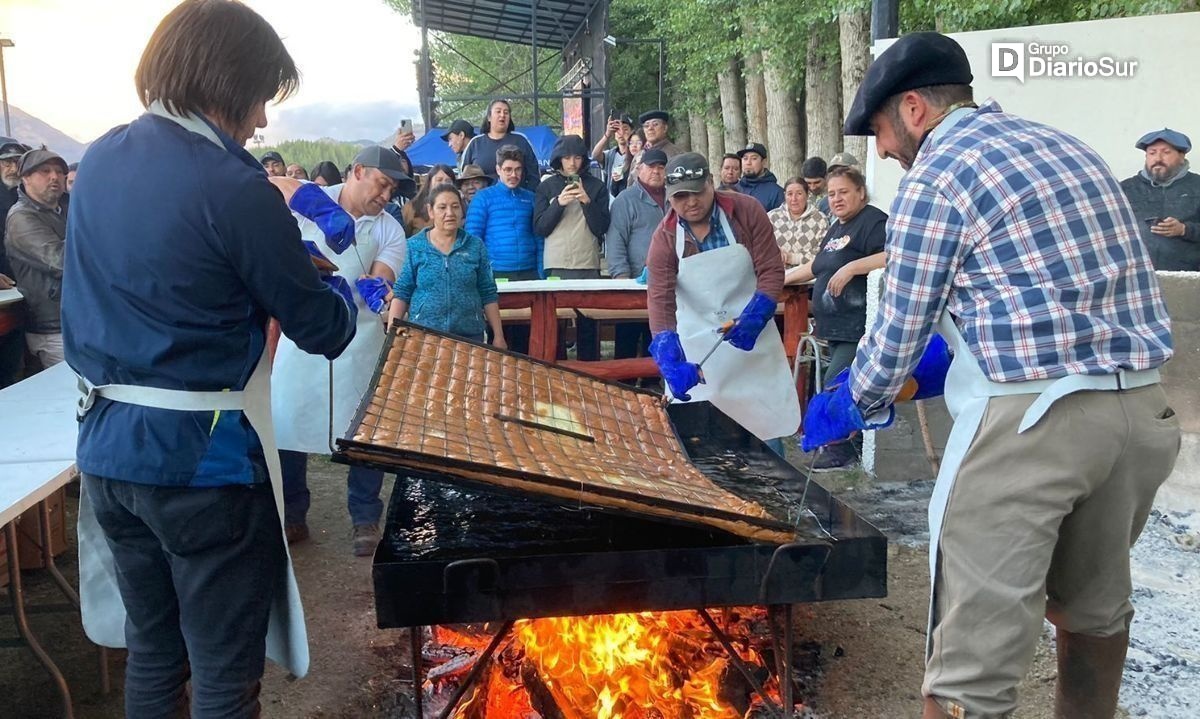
top-left (1054, 628), bottom-right (1129, 719)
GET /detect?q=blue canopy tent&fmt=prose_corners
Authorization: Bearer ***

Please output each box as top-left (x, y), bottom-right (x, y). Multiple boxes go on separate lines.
top-left (406, 126), bottom-right (561, 174)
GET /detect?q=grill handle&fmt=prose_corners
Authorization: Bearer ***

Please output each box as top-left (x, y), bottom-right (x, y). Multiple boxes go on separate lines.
top-left (443, 558), bottom-right (503, 594)
top-left (758, 542), bottom-right (832, 604)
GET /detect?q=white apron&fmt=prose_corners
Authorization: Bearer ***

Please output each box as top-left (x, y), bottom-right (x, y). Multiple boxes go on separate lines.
top-left (671, 209), bottom-right (801, 440)
top-left (925, 313), bottom-right (1160, 653)
top-left (75, 346), bottom-right (310, 677)
top-left (272, 216), bottom-right (386, 453)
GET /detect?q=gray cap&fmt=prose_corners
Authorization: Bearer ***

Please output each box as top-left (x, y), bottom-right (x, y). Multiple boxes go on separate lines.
top-left (1136, 128), bottom-right (1191, 153)
top-left (828, 152), bottom-right (860, 170)
top-left (19, 148), bottom-right (68, 177)
top-left (0, 137), bottom-right (28, 160)
top-left (664, 152), bottom-right (711, 198)
top-left (353, 145), bottom-right (416, 196)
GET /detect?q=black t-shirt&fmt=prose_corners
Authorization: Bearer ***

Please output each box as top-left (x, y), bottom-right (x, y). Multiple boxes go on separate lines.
top-left (811, 204), bottom-right (887, 342)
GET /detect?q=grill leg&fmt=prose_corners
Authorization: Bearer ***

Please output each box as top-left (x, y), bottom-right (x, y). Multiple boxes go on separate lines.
top-left (782, 604), bottom-right (794, 719)
top-left (697, 609), bottom-right (783, 719)
top-left (410, 626), bottom-right (424, 719)
top-left (436, 620), bottom-right (515, 719)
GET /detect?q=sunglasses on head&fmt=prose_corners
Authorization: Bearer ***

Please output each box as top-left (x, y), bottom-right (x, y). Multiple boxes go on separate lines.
top-left (665, 167), bottom-right (708, 185)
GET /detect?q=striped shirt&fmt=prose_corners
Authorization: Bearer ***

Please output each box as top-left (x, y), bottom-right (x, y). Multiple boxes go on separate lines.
top-left (851, 100), bottom-right (1173, 413)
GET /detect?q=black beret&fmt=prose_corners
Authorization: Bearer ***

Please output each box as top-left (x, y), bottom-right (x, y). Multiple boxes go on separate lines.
top-left (843, 32), bottom-right (973, 136)
top-left (638, 110), bottom-right (670, 125)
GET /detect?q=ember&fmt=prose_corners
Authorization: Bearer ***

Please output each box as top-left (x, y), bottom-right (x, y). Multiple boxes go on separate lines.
top-left (422, 609), bottom-right (791, 719)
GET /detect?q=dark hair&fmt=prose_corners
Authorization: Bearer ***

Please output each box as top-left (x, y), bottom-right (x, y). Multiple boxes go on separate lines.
top-left (425, 183), bottom-right (463, 209)
top-left (800, 157), bottom-right (827, 179)
top-left (311, 161), bottom-right (342, 186)
top-left (783, 176), bottom-right (808, 192)
top-left (826, 165), bottom-right (868, 200)
top-left (882, 84), bottom-right (974, 127)
top-left (721, 153), bottom-right (740, 164)
top-left (135, 0), bottom-right (299, 130)
top-left (481, 99), bottom-right (516, 134)
top-left (496, 144), bottom-right (524, 167)
top-left (411, 165), bottom-right (458, 220)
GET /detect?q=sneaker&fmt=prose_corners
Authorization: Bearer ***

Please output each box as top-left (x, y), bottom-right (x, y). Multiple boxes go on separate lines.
top-left (812, 442), bottom-right (858, 471)
top-left (352, 523), bottom-right (380, 557)
top-left (284, 523), bottom-right (310, 545)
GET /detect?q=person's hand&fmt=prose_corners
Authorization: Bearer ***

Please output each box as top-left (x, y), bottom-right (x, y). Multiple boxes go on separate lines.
top-left (801, 379), bottom-right (894, 452)
top-left (605, 119), bottom-right (620, 137)
top-left (290, 183), bottom-right (355, 253)
top-left (635, 267), bottom-right (649, 285)
top-left (394, 131), bottom-right (416, 150)
top-left (557, 184), bottom-right (577, 206)
top-left (1151, 217), bottom-right (1187, 237)
top-left (0, 273), bottom-right (13, 290)
top-left (649, 331), bottom-right (704, 401)
top-left (491, 333), bottom-right (508, 350)
top-left (826, 265), bottom-right (855, 297)
top-left (780, 247), bottom-right (789, 265)
top-left (898, 334), bottom-right (953, 401)
top-left (574, 184), bottom-right (591, 204)
top-left (723, 292), bottom-right (777, 351)
top-left (355, 276), bottom-right (390, 314)
top-left (302, 240), bottom-right (339, 274)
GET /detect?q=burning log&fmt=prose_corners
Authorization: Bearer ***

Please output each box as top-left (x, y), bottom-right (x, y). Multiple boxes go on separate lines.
top-left (520, 659), bottom-right (571, 719)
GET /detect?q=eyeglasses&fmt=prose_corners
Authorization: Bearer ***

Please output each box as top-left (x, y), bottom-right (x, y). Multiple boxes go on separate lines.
top-left (665, 167), bottom-right (708, 185)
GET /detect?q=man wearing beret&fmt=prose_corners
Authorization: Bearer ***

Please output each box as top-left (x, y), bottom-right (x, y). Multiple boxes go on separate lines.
top-left (627, 109), bottom-right (682, 189)
top-left (735, 142), bottom-right (784, 212)
top-left (805, 31), bottom-right (1178, 719)
top-left (5, 148), bottom-right (71, 369)
top-left (1120, 128), bottom-right (1200, 271)
top-left (0, 137), bottom-right (29, 385)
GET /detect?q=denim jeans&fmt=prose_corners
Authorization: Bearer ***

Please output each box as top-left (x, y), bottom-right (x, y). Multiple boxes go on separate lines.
top-left (279, 450), bottom-right (384, 527)
top-left (83, 473), bottom-right (284, 719)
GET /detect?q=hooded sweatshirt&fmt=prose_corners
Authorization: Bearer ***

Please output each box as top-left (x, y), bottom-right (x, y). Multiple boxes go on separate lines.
top-left (1119, 160), bottom-right (1200, 271)
top-left (533, 135), bottom-right (611, 270)
top-left (736, 170), bottom-right (784, 212)
top-left (460, 128), bottom-right (541, 192)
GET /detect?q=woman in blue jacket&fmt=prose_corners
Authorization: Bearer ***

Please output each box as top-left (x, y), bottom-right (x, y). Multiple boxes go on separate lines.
top-left (389, 184), bottom-right (505, 346)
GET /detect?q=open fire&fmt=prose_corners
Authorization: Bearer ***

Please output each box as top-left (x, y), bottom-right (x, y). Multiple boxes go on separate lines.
top-left (420, 608), bottom-right (798, 719)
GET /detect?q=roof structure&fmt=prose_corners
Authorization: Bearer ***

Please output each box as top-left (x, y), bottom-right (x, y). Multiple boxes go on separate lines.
top-left (411, 0), bottom-right (601, 47)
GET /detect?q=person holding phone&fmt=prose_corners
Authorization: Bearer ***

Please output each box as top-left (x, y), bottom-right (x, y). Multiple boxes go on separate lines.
top-left (1120, 128), bottom-right (1200, 271)
top-left (591, 111), bottom-right (635, 197)
top-left (534, 135), bottom-right (610, 279)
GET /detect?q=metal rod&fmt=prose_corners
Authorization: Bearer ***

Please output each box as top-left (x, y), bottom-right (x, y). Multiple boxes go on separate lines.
top-left (420, 1), bottom-right (431, 128)
top-left (493, 413), bottom-right (595, 443)
top-left (696, 609), bottom-right (782, 719)
top-left (38, 500), bottom-right (78, 605)
top-left (436, 620), bottom-right (516, 719)
top-left (782, 604), bottom-right (794, 719)
top-left (531, 0), bottom-right (540, 126)
top-left (411, 626), bottom-right (424, 719)
top-left (5, 522), bottom-right (75, 718)
top-left (0, 45), bottom-right (9, 137)
top-left (435, 88), bottom-right (604, 104)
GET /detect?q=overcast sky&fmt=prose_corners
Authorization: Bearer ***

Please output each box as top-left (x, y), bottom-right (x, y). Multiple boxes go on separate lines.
top-left (0, 0), bottom-right (424, 144)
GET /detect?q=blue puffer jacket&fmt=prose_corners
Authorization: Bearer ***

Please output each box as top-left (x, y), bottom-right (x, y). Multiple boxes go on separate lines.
top-left (392, 228), bottom-right (498, 339)
top-left (464, 182), bottom-right (543, 274)
top-left (737, 171), bottom-right (784, 212)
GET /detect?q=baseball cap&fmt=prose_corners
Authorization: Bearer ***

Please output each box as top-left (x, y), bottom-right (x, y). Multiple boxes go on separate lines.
top-left (641, 148), bottom-right (668, 167)
top-left (260, 151), bottom-right (284, 165)
top-left (0, 137), bottom-right (28, 161)
top-left (19, 148), bottom-right (68, 177)
top-left (664, 152), bottom-right (711, 197)
top-left (354, 145), bottom-right (416, 196)
top-left (441, 119), bottom-right (475, 142)
top-left (1135, 128), bottom-right (1191, 153)
top-left (828, 152), bottom-right (860, 170)
top-left (737, 142), bottom-right (768, 159)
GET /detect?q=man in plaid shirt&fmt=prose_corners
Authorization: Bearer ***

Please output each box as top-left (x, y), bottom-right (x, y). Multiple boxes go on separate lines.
top-left (809, 32), bottom-right (1180, 719)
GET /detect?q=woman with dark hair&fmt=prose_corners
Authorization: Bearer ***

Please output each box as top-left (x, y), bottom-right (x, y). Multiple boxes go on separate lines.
top-left (389, 183), bottom-right (504, 345)
top-left (769, 177), bottom-right (828, 268)
top-left (402, 164), bottom-right (456, 236)
top-left (310, 160), bottom-right (342, 187)
top-left (786, 165), bottom-right (886, 468)
top-left (61, 0), bottom-right (357, 714)
top-left (459, 99), bottom-right (541, 191)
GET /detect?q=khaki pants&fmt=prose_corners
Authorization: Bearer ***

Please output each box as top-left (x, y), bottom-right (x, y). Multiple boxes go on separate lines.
top-left (924, 385), bottom-right (1180, 718)
top-left (26, 331), bottom-right (64, 370)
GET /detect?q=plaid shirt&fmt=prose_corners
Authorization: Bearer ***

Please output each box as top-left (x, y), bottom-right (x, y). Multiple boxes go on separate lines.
top-left (851, 100), bottom-right (1174, 413)
top-left (681, 208), bottom-right (731, 253)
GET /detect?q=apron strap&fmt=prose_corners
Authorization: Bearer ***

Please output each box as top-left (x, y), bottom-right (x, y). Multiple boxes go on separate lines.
top-left (675, 206), bottom-right (736, 260)
top-left (76, 373), bottom-right (246, 420)
top-left (1017, 368), bottom-right (1160, 433)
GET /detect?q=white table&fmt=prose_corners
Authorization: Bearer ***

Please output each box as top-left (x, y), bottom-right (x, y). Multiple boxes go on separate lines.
top-left (0, 361), bottom-right (102, 718)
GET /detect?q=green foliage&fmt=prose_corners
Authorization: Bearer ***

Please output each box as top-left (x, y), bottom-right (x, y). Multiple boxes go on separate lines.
top-left (250, 139), bottom-right (365, 174)
top-left (427, 35), bottom-right (563, 128)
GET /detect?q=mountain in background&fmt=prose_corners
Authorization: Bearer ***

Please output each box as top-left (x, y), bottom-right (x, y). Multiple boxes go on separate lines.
top-left (4, 104), bottom-right (89, 164)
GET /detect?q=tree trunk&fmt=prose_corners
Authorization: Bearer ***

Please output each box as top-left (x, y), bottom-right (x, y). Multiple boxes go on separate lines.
top-left (688, 108), bottom-right (709, 159)
top-left (705, 92), bottom-right (725, 173)
top-left (838, 6), bottom-right (871, 163)
top-left (716, 58), bottom-right (747, 154)
top-left (676, 109), bottom-right (693, 153)
top-left (805, 24), bottom-right (843, 163)
top-left (744, 51), bottom-right (768, 144)
top-left (763, 50), bottom-right (804, 182)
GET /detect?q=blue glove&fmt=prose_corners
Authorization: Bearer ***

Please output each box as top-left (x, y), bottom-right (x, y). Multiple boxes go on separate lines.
top-left (635, 267), bottom-right (649, 285)
top-left (903, 334), bottom-right (952, 400)
top-left (649, 331), bottom-right (705, 402)
top-left (723, 291), bottom-right (776, 351)
top-left (801, 382), bottom-right (894, 452)
top-left (355, 276), bottom-right (390, 314)
top-left (290, 182), bottom-right (355, 253)
top-left (323, 275), bottom-right (359, 324)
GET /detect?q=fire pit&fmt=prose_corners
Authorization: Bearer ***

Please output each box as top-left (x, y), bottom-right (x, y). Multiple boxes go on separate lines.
top-left (333, 323), bottom-right (887, 718)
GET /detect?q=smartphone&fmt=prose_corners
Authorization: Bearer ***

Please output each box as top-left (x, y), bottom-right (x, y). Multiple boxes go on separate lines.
top-left (608, 108), bottom-right (619, 121)
top-left (1144, 216), bottom-right (1162, 226)
top-left (399, 118), bottom-right (413, 134)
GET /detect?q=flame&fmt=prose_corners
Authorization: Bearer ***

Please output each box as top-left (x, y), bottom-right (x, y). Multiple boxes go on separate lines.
top-left (437, 610), bottom-right (775, 719)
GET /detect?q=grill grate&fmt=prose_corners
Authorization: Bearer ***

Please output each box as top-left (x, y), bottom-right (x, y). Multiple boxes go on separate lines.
top-left (336, 323), bottom-right (796, 542)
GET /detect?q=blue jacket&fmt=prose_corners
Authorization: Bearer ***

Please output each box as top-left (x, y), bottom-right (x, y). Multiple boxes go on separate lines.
top-left (604, 180), bottom-right (665, 278)
top-left (460, 132), bottom-right (541, 192)
top-left (737, 171), bottom-right (784, 212)
top-left (393, 228), bottom-right (498, 339)
top-left (464, 182), bottom-right (543, 274)
top-left (63, 110), bottom-right (356, 487)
